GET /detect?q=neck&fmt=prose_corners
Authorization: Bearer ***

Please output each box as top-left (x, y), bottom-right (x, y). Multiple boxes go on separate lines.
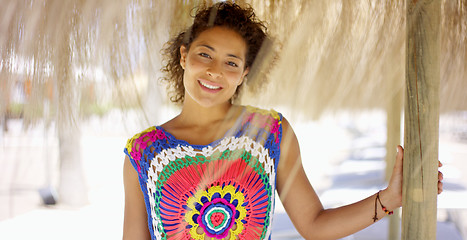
top-left (178, 98), bottom-right (236, 127)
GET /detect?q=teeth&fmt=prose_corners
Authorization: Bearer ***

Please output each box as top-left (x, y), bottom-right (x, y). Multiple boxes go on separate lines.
top-left (200, 81), bottom-right (220, 90)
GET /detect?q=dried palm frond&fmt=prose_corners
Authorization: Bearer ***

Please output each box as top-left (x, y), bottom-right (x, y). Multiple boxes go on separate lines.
top-left (0, 0), bottom-right (465, 128)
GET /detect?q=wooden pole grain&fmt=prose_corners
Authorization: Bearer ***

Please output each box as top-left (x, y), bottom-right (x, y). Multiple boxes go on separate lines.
top-left (402, 0), bottom-right (440, 239)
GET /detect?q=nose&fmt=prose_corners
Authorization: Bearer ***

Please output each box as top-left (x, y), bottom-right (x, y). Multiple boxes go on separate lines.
top-left (206, 61), bottom-right (222, 78)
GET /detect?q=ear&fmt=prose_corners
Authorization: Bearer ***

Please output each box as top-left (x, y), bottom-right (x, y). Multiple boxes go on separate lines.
top-left (180, 45), bottom-right (187, 69)
top-left (238, 67), bottom-right (249, 86)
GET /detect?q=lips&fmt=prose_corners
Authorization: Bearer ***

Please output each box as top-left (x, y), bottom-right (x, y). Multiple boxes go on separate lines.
top-left (198, 79), bottom-right (222, 91)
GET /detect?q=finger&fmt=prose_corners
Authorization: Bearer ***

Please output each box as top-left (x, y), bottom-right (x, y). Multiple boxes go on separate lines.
top-left (394, 145), bottom-right (404, 169)
top-left (397, 145), bottom-right (404, 156)
top-left (396, 145), bottom-right (404, 160)
top-left (438, 160), bottom-right (443, 168)
top-left (437, 170), bottom-right (443, 195)
top-left (438, 181), bottom-right (443, 194)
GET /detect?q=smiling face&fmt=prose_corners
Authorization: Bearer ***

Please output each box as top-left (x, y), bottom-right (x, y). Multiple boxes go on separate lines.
top-left (180, 26), bottom-right (249, 108)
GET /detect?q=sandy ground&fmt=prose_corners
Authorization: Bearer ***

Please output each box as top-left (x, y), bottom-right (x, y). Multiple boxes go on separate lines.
top-left (0, 109), bottom-right (466, 239)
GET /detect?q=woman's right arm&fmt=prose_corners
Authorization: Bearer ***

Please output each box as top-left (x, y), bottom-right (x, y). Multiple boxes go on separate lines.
top-left (123, 156), bottom-right (151, 240)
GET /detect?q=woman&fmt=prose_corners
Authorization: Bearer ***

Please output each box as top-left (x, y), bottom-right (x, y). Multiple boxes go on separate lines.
top-left (123, 2), bottom-right (443, 239)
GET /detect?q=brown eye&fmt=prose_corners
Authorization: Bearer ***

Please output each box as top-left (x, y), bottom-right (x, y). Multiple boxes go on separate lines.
top-left (227, 61), bottom-right (238, 67)
top-left (199, 53), bottom-right (211, 58)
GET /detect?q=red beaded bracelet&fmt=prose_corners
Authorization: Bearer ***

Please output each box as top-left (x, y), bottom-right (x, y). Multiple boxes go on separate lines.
top-left (376, 191), bottom-right (394, 215)
top-left (373, 191), bottom-right (394, 222)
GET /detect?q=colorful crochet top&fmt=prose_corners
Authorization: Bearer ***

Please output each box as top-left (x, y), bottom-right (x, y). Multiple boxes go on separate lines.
top-left (124, 106), bottom-right (283, 240)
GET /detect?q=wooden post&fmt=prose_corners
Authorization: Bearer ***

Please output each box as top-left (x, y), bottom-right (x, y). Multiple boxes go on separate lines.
top-left (403, 0), bottom-right (440, 239)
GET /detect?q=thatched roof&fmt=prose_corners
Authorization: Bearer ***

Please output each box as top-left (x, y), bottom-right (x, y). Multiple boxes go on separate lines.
top-left (1, 0), bottom-right (465, 125)
top-left (242, 0), bottom-right (466, 118)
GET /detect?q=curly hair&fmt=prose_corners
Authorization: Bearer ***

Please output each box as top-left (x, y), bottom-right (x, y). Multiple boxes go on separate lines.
top-left (161, 2), bottom-right (268, 104)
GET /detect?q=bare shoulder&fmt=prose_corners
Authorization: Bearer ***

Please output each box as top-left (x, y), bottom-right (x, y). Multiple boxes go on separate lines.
top-left (280, 116), bottom-right (293, 135)
top-left (276, 116), bottom-right (302, 192)
top-left (279, 117), bottom-right (301, 163)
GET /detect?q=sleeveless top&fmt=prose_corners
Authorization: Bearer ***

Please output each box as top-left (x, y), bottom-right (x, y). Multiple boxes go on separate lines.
top-left (124, 106), bottom-right (283, 240)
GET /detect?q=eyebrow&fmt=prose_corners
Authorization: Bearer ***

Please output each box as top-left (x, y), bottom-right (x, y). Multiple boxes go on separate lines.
top-left (198, 44), bottom-right (243, 61)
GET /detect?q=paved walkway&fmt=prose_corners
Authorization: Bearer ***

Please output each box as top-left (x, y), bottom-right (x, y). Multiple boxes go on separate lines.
top-left (0, 111), bottom-right (466, 239)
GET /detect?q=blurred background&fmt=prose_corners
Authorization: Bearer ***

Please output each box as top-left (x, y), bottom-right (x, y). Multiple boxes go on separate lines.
top-left (0, 0), bottom-right (466, 239)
